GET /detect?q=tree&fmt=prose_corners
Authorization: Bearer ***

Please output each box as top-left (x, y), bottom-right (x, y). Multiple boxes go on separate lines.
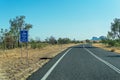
top-left (58, 38), bottom-right (63, 44)
top-left (58, 38), bottom-right (71, 44)
top-left (35, 37), bottom-right (41, 43)
top-left (0, 29), bottom-right (3, 49)
top-left (86, 39), bottom-right (91, 43)
top-left (108, 18), bottom-right (120, 39)
top-left (49, 36), bottom-right (57, 45)
top-left (45, 37), bottom-right (49, 43)
top-left (9, 16), bottom-right (32, 47)
top-left (0, 28), bottom-right (3, 42)
top-left (0, 29), bottom-right (8, 49)
top-left (4, 35), bottom-right (14, 49)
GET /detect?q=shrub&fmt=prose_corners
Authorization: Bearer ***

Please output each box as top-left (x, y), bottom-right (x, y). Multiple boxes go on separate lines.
top-left (30, 42), bottom-right (48, 49)
top-left (110, 49), bottom-right (115, 52)
top-left (31, 43), bottom-right (37, 49)
top-left (108, 40), bottom-right (115, 46)
top-left (114, 42), bottom-right (120, 47)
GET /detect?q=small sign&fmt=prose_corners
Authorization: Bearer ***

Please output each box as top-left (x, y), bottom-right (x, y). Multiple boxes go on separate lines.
top-left (20, 30), bottom-right (28, 42)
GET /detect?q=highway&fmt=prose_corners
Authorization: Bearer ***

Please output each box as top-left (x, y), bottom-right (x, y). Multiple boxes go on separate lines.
top-left (27, 44), bottom-right (120, 80)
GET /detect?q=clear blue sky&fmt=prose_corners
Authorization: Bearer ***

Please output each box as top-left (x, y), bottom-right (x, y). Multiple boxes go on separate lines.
top-left (0, 0), bottom-right (120, 40)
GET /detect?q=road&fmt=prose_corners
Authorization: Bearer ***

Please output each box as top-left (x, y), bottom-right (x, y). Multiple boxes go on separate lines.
top-left (27, 44), bottom-right (120, 80)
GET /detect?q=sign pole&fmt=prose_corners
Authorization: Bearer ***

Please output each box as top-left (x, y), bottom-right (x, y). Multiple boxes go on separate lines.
top-left (21, 42), bottom-right (22, 58)
top-left (20, 30), bottom-right (29, 67)
top-left (20, 42), bottom-right (23, 64)
top-left (26, 42), bottom-right (29, 67)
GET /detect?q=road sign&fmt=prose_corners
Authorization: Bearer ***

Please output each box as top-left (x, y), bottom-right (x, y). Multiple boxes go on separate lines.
top-left (20, 30), bottom-right (29, 67)
top-left (20, 30), bottom-right (28, 42)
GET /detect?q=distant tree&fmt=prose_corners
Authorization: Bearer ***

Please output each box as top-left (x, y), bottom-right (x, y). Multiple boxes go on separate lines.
top-left (45, 37), bottom-right (49, 43)
top-left (71, 38), bottom-right (79, 43)
top-left (108, 18), bottom-right (120, 39)
top-left (49, 36), bottom-right (57, 45)
top-left (58, 38), bottom-right (63, 44)
top-left (58, 38), bottom-right (71, 44)
top-left (86, 39), bottom-right (91, 43)
top-left (63, 38), bottom-right (71, 43)
top-left (80, 41), bottom-right (84, 43)
top-left (0, 28), bottom-right (3, 42)
top-left (101, 37), bottom-right (108, 44)
top-left (30, 38), bottom-right (35, 43)
top-left (0, 29), bottom-right (3, 49)
top-left (9, 16), bottom-right (32, 47)
top-left (4, 35), bottom-right (14, 49)
top-left (35, 37), bottom-right (41, 43)
top-left (72, 38), bottom-right (76, 43)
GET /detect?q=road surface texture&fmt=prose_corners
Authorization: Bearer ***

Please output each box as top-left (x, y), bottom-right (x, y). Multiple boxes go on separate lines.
top-left (27, 44), bottom-right (120, 80)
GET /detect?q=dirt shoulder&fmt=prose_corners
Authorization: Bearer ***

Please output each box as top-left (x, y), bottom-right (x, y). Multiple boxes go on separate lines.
top-left (0, 43), bottom-right (78, 80)
top-left (93, 43), bottom-right (120, 54)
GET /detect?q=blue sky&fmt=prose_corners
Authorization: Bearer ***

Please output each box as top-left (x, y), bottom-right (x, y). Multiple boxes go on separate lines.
top-left (0, 0), bottom-right (120, 40)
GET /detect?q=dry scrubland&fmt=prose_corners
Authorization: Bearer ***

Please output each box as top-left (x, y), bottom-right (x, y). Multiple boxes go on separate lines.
top-left (0, 44), bottom-right (78, 80)
top-left (93, 43), bottom-right (120, 53)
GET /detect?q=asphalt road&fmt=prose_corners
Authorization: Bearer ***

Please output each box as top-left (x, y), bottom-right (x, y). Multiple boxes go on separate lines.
top-left (27, 44), bottom-right (120, 80)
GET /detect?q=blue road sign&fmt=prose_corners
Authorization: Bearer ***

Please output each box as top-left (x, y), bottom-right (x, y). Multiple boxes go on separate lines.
top-left (20, 30), bottom-right (28, 42)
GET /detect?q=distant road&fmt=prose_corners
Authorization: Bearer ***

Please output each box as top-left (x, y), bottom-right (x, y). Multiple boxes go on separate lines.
top-left (27, 44), bottom-right (120, 80)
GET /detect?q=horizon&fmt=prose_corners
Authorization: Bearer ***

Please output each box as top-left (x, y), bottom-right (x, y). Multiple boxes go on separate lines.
top-left (0, 0), bottom-right (120, 40)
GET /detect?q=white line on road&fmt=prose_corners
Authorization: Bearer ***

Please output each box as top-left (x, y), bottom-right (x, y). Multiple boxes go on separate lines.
top-left (85, 48), bottom-right (120, 74)
top-left (41, 48), bottom-right (72, 80)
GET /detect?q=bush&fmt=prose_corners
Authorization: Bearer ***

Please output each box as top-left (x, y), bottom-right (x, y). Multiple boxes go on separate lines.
top-left (108, 40), bottom-right (115, 46)
top-left (110, 49), bottom-right (115, 52)
top-left (37, 43), bottom-right (43, 49)
top-left (30, 42), bottom-right (48, 49)
top-left (58, 38), bottom-right (71, 44)
top-left (49, 36), bottom-right (57, 45)
top-left (114, 42), bottom-right (120, 47)
top-left (37, 43), bottom-right (46, 49)
top-left (31, 43), bottom-right (37, 49)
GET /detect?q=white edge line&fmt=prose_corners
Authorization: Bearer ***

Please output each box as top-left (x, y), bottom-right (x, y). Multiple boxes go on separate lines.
top-left (41, 48), bottom-right (72, 80)
top-left (85, 48), bottom-right (120, 74)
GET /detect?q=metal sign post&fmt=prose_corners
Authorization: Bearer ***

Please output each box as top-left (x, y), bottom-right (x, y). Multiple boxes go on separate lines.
top-left (20, 30), bottom-right (29, 67)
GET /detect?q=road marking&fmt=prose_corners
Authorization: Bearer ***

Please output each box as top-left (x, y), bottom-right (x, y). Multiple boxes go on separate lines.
top-left (41, 48), bottom-right (72, 80)
top-left (85, 48), bottom-right (120, 74)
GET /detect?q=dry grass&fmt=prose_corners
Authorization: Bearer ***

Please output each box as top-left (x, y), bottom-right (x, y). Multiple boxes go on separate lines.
top-left (93, 43), bottom-right (120, 53)
top-left (0, 43), bottom-right (78, 80)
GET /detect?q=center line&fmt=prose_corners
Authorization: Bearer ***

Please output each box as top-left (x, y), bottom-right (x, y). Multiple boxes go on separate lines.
top-left (85, 48), bottom-right (120, 74)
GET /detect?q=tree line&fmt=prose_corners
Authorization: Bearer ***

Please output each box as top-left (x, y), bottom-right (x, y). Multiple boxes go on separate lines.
top-left (30, 36), bottom-right (80, 49)
top-left (0, 16), bottom-right (80, 50)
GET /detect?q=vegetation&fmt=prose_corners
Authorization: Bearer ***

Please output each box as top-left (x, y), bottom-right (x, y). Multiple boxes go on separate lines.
top-left (30, 37), bottom-right (80, 49)
top-left (0, 16), bottom-right (32, 49)
top-left (30, 39), bottom-right (48, 49)
top-left (0, 16), bottom-right (80, 50)
top-left (101, 18), bottom-right (120, 47)
top-left (58, 38), bottom-right (71, 44)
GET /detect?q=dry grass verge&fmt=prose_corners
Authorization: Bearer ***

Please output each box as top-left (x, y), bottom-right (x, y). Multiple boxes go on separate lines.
top-left (93, 43), bottom-right (120, 53)
top-left (0, 43), bottom-right (78, 80)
